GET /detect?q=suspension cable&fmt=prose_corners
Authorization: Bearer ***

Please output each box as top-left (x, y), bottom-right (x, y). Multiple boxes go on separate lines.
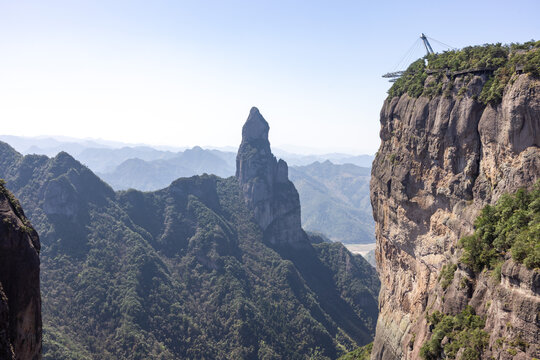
top-left (403, 40), bottom-right (423, 67)
top-left (392, 38), bottom-right (421, 71)
top-left (426, 36), bottom-right (456, 51)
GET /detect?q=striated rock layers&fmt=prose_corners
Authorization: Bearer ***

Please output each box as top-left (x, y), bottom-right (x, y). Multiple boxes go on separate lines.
top-left (370, 72), bottom-right (539, 359)
top-left (0, 183), bottom-right (41, 360)
top-left (236, 107), bottom-right (309, 248)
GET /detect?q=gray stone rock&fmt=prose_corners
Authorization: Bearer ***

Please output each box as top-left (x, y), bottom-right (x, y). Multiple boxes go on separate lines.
top-left (236, 107), bottom-right (309, 248)
top-left (0, 184), bottom-right (41, 360)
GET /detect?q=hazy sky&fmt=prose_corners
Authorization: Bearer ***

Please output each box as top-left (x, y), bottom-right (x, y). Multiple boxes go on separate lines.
top-left (1, 0), bottom-right (538, 154)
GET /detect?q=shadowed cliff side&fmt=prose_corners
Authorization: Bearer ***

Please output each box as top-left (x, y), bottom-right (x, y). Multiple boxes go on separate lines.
top-left (371, 44), bottom-right (539, 360)
top-left (0, 181), bottom-right (41, 360)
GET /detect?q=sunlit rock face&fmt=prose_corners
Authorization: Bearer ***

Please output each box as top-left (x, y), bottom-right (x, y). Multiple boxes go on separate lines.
top-left (370, 73), bottom-right (539, 359)
top-left (236, 107), bottom-right (309, 248)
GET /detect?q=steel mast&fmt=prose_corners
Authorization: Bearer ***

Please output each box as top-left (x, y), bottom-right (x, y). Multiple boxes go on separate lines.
top-left (420, 33), bottom-right (434, 55)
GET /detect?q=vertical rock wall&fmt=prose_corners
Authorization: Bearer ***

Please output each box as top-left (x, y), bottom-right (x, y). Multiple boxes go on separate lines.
top-left (370, 74), bottom-right (540, 359)
top-left (0, 183), bottom-right (42, 360)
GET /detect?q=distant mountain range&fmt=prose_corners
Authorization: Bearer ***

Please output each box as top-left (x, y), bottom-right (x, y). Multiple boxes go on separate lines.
top-left (96, 147), bottom-right (237, 190)
top-left (0, 135), bottom-right (375, 245)
top-left (0, 135), bottom-right (374, 171)
top-left (274, 149), bottom-right (375, 168)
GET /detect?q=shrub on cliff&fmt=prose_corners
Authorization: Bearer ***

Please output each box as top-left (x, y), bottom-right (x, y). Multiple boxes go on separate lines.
top-left (460, 183), bottom-right (540, 272)
top-left (438, 263), bottom-right (457, 290)
top-left (387, 58), bottom-right (427, 98)
top-left (420, 306), bottom-right (488, 360)
top-left (427, 43), bottom-right (508, 72)
top-left (388, 41), bottom-right (540, 104)
top-left (337, 342), bottom-right (372, 360)
top-left (510, 40), bottom-right (540, 77)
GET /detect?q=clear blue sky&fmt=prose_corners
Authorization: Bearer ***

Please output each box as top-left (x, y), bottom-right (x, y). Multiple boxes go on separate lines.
top-left (0, 0), bottom-right (538, 154)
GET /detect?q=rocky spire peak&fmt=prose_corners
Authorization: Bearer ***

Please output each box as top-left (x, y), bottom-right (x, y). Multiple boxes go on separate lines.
top-left (236, 107), bottom-right (308, 248)
top-left (242, 107), bottom-right (270, 142)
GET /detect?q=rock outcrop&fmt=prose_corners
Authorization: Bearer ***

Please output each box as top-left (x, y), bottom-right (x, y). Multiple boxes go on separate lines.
top-left (236, 107), bottom-right (309, 247)
top-left (0, 182), bottom-right (41, 360)
top-left (370, 70), bottom-right (539, 359)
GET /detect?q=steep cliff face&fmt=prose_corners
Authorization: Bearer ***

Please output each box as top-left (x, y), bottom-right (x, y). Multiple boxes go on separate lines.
top-left (0, 182), bottom-right (41, 360)
top-left (370, 68), bottom-right (539, 359)
top-left (236, 107), bottom-right (309, 248)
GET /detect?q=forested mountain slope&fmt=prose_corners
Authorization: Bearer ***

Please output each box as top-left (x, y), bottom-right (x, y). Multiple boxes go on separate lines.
top-left (289, 161), bottom-right (374, 244)
top-left (0, 108), bottom-right (379, 360)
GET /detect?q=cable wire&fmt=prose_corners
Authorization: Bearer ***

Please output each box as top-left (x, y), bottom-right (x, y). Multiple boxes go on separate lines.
top-left (427, 36), bottom-right (456, 51)
top-left (400, 40), bottom-right (425, 70)
top-left (392, 38), bottom-right (421, 71)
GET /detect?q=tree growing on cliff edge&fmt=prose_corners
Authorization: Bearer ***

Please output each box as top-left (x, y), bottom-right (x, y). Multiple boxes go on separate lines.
top-left (460, 182), bottom-right (540, 273)
top-left (388, 40), bottom-right (540, 104)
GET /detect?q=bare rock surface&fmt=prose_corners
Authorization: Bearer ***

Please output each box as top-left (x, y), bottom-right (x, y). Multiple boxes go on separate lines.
top-left (236, 107), bottom-right (309, 248)
top-left (0, 183), bottom-right (41, 360)
top-left (370, 73), bottom-right (540, 359)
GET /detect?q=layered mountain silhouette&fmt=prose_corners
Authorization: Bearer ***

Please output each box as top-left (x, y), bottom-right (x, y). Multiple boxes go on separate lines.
top-left (0, 136), bottom-right (376, 247)
top-left (97, 147), bottom-right (236, 190)
top-left (0, 108), bottom-right (379, 359)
